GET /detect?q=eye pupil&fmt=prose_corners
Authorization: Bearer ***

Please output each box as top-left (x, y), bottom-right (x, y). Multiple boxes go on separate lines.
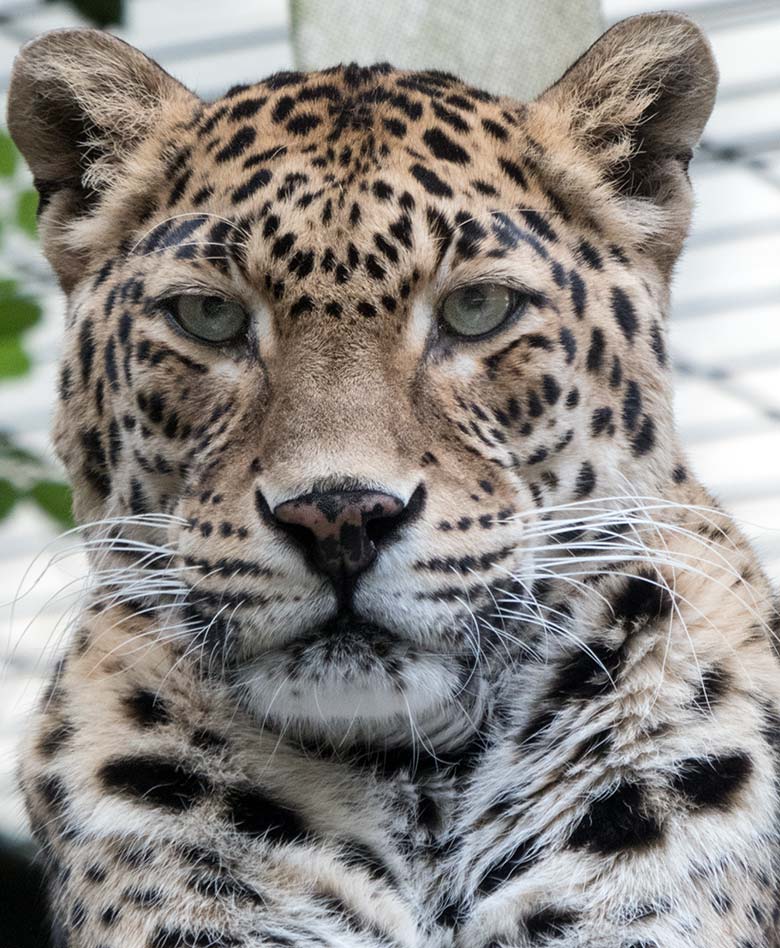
top-left (168, 294), bottom-right (248, 344)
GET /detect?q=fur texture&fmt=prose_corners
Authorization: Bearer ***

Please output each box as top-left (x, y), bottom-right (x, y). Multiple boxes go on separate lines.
top-left (8, 13), bottom-right (780, 947)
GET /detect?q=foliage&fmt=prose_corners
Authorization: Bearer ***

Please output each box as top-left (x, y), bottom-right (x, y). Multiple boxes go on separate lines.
top-left (45, 0), bottom-right (124, 27)
top-left (0, 132), bottom-right (74, 529)
top-left (0, 1), bottom-right (125, 533)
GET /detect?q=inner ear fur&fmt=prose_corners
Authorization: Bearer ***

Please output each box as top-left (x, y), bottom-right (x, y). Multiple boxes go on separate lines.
top-left (7, 28), bottom-right (194, 201)
top-left (538, 13), bottom-right (718, 203)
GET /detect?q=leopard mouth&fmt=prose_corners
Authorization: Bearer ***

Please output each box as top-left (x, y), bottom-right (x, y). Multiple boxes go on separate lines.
top-left (301, 609), bottom-right (399, 649)
top-left (282, 609), bottom-right (405, 671)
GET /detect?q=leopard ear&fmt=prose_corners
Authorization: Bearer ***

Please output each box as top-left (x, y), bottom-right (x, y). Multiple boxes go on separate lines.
top-left (537, 13), bottom-right (718, 206)
top-left (7, 28), bottom-right (194, 208)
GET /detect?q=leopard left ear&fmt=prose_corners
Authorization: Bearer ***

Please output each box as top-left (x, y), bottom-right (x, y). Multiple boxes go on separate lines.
top-left (536, 12), bottom-right (718, 207)
top-left (7, 28), bottom-right (197, 289)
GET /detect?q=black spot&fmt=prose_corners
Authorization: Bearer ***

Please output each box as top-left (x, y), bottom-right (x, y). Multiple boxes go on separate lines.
top-left (123, 689), bottom-right (171, 728)
top-left (473, 179), bottom-right (498, 196)
top-left (611, 286), bottom-right (638, 341)
top-left (549, 641), bottom-right (619, 702)
top-left (671, 752), bottom-right (752, 810)
top-left (591, 406), bottom-right (613, 436)
top-left (224, 785), bottom-right (308, 845)
top-left (691, 664), bottom-right (731, 713)
top-left (84, 862), bottom-right (108, 883)
top-left (365, 255), bottom-right (385, 280)
top-left (525, 907), bottom-right (578, 942)
top-left (151, 927), bottom-right (239, 948)
top-left (340, 840), bottom-right (396, 886)
top-left (568, 780), bottom-right (663, 854)
top-left (357, 301), bottom-right (378, 318)
top-left (520, 210), bottom-right (557, 243)
top-left (559, 327), bottom-right (577, 364)
top-left (631, 415), bottom-right (656, 456)
top-left (168, 169), bottom-right (192, 205)
top-left (372, 180), bottom-right (394, 201)
top-left (455, 218), bottom-right (487, 259)
top-left (498, 157), bottom-right (528, 189)
top-left (37, 773), bottom-right (68, 817)
top-left (79, 319), bottom-right (95, 385)
top-left (650, 321), bottom-right (667, 366)
top-left (611, 571), bottom-right (671, 628)
top-left (129, 477), bottom-right (147, 515)
top-left (382, 117), bottom-right (407, 138)
top-left (542, 374), bottom-right (561, 406)
top-left (431, 101), bottom-right (470, 132)
top-left (287, 112), bottom-right (321, 136)
top-left (586, 327), bottom-right (605, 373)
top-left (574, 461), bottom-right (596, 498)
top-left (477, 835), bottom-right (543, 896)
top-left (576, 238), bottom-right (602, 269)
top-left (481, 118), bottom-right (508, 140)
top-left (81, 427), bottom-right (110, 497)
top-left (288, 249), bottom-right (315, 279)
top-left (230, 96), bottom-right (267, 120)
top-left (569, 269), bottom-right (586, 319)
top-left (609, 355), bottom-right (623, 389)
top-left (99, 756), bottom-right (212, 811)
top-left (272, 232), bottom-right (296, 258)
top-left (622, 380), bottom-right (642, 431)
top-left (215, 126), bottom-right (256, 163)
top-left (374, 233), bottom-right (399, 263)
top-left (410, 163), bottom-right (453, 197)
top-left (271, 95), bottom-right (295, 123)
top-left (231, 168), bottom-right (272, 203)
top-left (289, 295), bottom-right (314, 318)
top-left (101, 905), bottom-right (121, 926)
top-left (265, 70), bottom-right (305, 90)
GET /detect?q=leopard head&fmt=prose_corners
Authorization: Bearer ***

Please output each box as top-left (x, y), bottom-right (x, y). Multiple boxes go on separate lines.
top-left (7, 14), bottom-right (717, 749)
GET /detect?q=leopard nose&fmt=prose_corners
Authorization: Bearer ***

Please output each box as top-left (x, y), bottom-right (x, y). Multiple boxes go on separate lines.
top-left (272, 488), bottom-right (409, 583)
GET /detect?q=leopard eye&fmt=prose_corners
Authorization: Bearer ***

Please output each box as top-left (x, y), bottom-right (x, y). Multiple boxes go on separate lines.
top-left (440, 283), bottom-right (523, 338)
top-left (167, 295), bottom-right (248, 343)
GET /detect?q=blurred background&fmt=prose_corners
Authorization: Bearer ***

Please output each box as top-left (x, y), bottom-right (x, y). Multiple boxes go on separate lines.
top-left (0, 0), bottom-right (778, 943)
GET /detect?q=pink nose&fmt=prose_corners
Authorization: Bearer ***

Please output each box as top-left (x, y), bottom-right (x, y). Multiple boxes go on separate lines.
top-left (273, 489), bottom-right (406, 581)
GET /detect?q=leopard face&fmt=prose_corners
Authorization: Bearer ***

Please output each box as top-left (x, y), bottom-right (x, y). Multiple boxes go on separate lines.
top-left (8, 18), bottom-right (717, 747)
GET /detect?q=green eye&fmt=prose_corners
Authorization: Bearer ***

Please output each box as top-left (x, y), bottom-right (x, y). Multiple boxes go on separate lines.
top-left (168, 295), bottom-right (248, 343)
top-left (440, 283), bottom-right (523, 338)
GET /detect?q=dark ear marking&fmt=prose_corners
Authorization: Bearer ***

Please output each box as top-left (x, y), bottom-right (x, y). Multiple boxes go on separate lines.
top-left (7, 29), bottom-right (197, 287)
top-left (8, 29), bottom-right (195, 190)
top-left (538, 13), bottom-right (717, 203)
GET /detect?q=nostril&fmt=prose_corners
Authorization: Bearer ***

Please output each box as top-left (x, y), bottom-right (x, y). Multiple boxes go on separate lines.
top-left (365, 483), bottom-right (426, 548)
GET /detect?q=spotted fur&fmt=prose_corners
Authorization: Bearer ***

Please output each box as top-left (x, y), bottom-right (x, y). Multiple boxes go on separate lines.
top-left (8, 14), bottom-right (780, 947)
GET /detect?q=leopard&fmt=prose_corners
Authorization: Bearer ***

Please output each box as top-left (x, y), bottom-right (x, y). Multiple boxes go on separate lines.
top-left (8, 12), bottom-right (780, 948)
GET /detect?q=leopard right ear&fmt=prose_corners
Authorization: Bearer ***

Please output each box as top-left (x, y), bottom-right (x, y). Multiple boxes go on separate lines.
top-left (7, 29), bottom-right (196, 285)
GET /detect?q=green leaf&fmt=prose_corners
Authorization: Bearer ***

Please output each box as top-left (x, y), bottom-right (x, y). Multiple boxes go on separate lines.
top-left (0, 478), bottom-right (17, 520)
top-left (48, 0), bottom-right (123, 27)
top-left (0, 280), bottom-right (18, 299)
top-left (0, 432), bottom-right (40, 466)
top-left (16, 189), bottom-right (38, 238)
top-left (0, 294), bottom-right (41, 338)
top-left (0, 133), bottom-right (17, 178)
top-left (28, 480), bottom-right (74, 528)
top-left (0, 337), bottom-right (31, 378)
